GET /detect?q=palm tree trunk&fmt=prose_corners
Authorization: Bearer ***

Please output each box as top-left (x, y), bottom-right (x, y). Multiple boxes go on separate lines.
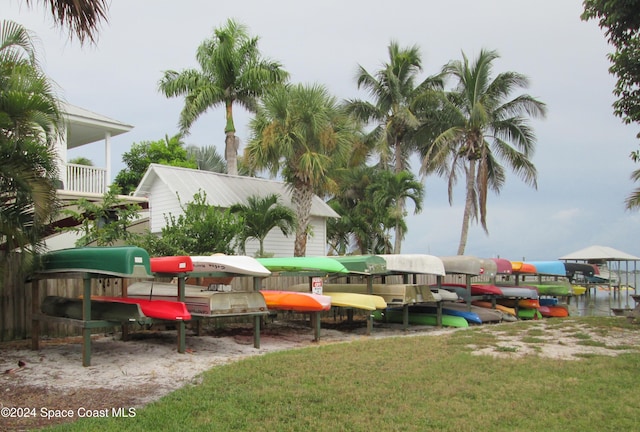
top-left (224, 132), bottom-right (238, 176)
top-left (292, 182), bottom-right (314, 257)
top-left (393, 140), bottom-right (405, 254)
top-left (457, 160), bottom-right (476, 255)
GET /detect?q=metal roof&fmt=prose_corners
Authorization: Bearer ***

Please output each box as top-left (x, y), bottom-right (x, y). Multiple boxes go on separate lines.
top-left (133, 164), bottom-right (340, 218)
top-left (61, 102), bottom-right (133, 149)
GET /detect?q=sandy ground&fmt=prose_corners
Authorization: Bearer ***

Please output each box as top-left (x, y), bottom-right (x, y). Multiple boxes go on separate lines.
top-left (1, 317), bottom-right (639, 431)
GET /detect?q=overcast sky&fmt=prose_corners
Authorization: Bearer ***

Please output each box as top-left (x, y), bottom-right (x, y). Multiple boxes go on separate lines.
top-left (5, 0), bottom-right (640, 261)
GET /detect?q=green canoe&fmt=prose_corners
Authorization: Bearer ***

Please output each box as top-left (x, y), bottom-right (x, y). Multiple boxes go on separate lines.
top-left (257, 257), bottom-right (349, 275)
top-left (35, 246), bottom-right (153, 278)
top-left (41, 295), bottom-right (147, 322)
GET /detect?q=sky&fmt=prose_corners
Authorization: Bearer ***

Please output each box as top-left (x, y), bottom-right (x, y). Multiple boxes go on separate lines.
top-left (5, 0), bottom-right (640, 261)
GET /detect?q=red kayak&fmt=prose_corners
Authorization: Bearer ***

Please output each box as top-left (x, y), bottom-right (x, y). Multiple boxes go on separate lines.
top-left (150, 256), bottom-right (194, 274)
top-left (436, 283), bottom-right (503, 296)
top-left (93, 296), bottom-right (191, 321)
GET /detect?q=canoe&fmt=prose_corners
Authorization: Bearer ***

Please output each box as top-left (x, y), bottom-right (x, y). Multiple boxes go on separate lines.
top-left (377, 254), bottom-right (446, 276)
top-left (517, 308), bottom-right (543, 320)
top-left (257, 256), bottom-right (349, 275)
top-left (439, 255), bottom-right (483, 275)
top-left (538, 298), bottom-right (559, 306)
top-left (521, 281), bottom-right (572, 296)
top-left (563, 263), bottom-right (595, 281)
top-left (127, 281), bottom-right (269, 317)
top-left (41, 296), bottom-right (147, 322)
top-left (492, 284), bottom-right (539, 299)
top-left (407, 304), bottom-right (482, 325)
top-left (92, 295), bottom-right (191, 321)
top-left (191, 255), bottom-right (271, 277)
top-left (491, 258), bottom-right (513, 275)
top-left (434, 283), bottom-right (503, 297)
top-left (478, 258), bottom-right (498, 278)
top-left (329, 255), bottom-right (387, 274)
top-left (497, 298), bottom-right (541, 309)
top-left (524, 260), bottom-right (566, 276)
top-left (471, 300), bottom-right (517, 317)
top-left (438, 301), bottom-right (504, 323)
top-left (538, 305), bottom-right (569, 318)
top-left (150, 256), bottom-right (194, 274)
top-left (318, 283), bottom-right (436, 305)
top-left (35, 246), bottom-right (153, 278)
top-left (511, 261), bottom-right (537, 274)
top-left (373, 308), bottom-right (469, 328)
top-left (431, 288), bottom-right (459, 302)
top-left (260, 290), bottom-right (331, 312)
top-left (323, 292), bottom-right (386, 311)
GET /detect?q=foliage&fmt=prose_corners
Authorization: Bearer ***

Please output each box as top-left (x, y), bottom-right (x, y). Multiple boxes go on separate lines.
top-left (186, 144), bottom-right (226, 173)
top-left (140, 190), bottom-right (241, 256)
top-left (229, 193), bottom-right (296, 257)
top-left (582, 1), bottom-right (640, 209)
top-left (245, 83), bottom-right (359, 256)
top-left (327, 166), bottom-right (421, 254)
top-left (158, 18), bottom-right (289, 176)
top-left (345, 41), bottom-right (441, 253)
top-left (113, 134), bottom-right (196, 195)
top-left (0, 20), bottom-right (60, 276)
top-left (23, 0), bottom-right (109, 45)
top-left (68, 156), bottom-right (93, 166)
top-left (419, 49), bottom-right (546, 254)
top-left (57, 184), bottom-right (143, 247)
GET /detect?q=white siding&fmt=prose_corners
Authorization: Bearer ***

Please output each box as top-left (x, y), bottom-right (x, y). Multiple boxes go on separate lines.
top-left (149, 181), bottom-right (182, 233)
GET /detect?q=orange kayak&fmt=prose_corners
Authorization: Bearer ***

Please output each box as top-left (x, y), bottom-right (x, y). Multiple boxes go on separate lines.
top-left (497, 298), bottom-right (540, 309)
top-left (538, 305), bottom-right (569, 317)
top-left (471, 300), bottom-right (517, 317)
top-left (260, 290), bottom-right (331, 312)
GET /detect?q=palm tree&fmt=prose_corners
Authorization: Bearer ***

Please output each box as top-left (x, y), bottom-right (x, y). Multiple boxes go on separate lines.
top-left (158, 18), bottom-right (289, 176)
top-left (420, 49), bottom-right (546, 255)
top-left (186, 145), bottom-right (226, 173)
top-left (229, 194), bottom-right (296, 257)
top-left (0, 20), bottom-right (61, 272)
top-left (367, 170), bottom-right (424, 253)
top-left (23, 0), bottom-right (109, 44)
top-left (244, 83), bottom-right (357, 256)
top-left (345, 41), bottom-right (442, 252)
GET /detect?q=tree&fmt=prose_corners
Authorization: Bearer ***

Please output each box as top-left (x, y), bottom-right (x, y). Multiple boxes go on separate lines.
top-left (58, 184), bottom-right (143, 247)
top-left (158, 18), bottom-right (289, 176)
top-left (22, 0), bottom-right (109, 44)
top-left (245, 83), bottom-right (357, 256)
top-left (114, 134), bottom-right (196, 194)
top-left (581, 1), bottom-right (640, 209)
top-left (151, 190), bottom-right (241, 255)
top-left (420, 49), bottom-right (546, 255)
top-left (345, 41), bottom-right (442, 252)
top-left (0, 20), bottom-right (61, 274)
top-left (186, 144), bottom-right (226, 173)
top-left (367, 170), bottom-right (423, 253)
top-left (229, 193), bottom-right (296, 257)
top-left (68, 156), bottom-right (93, 166)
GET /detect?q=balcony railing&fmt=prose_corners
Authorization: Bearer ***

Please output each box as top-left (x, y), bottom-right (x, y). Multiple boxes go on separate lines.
top-left (65, 164), bottom-right (107, 194)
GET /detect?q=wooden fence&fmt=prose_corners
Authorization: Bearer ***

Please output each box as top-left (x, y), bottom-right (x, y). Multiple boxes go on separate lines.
top-left (2, 256), bottom-right (453, 343)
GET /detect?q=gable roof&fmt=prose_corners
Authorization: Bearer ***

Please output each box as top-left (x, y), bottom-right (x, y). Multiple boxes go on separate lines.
top-left (133, 164), bottom-right (340, 218)
top-left (559, 245), bottom-right (640, 261)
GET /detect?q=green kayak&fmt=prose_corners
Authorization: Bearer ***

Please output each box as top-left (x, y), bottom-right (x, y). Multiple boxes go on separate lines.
top-left (373, 309), bottom-right (469, 328)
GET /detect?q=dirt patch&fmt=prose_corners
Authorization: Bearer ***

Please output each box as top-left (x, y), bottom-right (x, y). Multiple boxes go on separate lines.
top-left (1, 318), bottom-right (638, 430)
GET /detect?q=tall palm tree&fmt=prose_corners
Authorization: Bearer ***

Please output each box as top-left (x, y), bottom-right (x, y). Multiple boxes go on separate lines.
top-left (229, 194), bottom-right (296, 257)
top-left (23, 0), bottom-right (109, 44)
top-left (158, 18), bottom-right (289, 176)
top-left (0, 20), bottom-right (61, 272)
top-left (245, 83), bottom-right (357, 256)
top-left (420, 49), bottom-right (546, 255)
top-left (345, 41), bottom-right (442, 252)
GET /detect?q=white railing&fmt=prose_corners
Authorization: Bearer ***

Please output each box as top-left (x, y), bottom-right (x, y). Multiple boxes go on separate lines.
top-left (65, 164), bottom-right (107, 194)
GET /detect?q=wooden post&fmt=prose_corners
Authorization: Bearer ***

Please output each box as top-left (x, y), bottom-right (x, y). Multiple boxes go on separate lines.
top-left (31, 278), bottom-right (40, 350)
top-left (82, 275), bottom-right (92, 367)
top-left (177, 276), bottom-right (186, 353)
top-left (253, 277), bottom-right (261, 349)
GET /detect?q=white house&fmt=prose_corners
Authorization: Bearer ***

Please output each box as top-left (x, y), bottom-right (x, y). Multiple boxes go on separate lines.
top-left (56, 102), bottom-right (133, 194)
top-left (133, 164), bottom-right (340, 257)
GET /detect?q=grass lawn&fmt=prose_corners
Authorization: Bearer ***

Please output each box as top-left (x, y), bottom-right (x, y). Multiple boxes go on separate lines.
top-left (41, 316), bottom-right (640, 432)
